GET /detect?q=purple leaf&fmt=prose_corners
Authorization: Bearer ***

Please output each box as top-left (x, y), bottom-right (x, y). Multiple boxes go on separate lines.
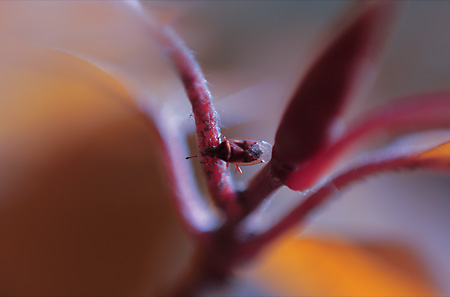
top-left (271, 2), bottom-right (397, 180)
top-left (286, 91), bottom-right (450, 191)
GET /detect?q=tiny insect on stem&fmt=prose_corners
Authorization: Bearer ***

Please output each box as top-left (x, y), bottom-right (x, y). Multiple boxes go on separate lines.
top-left (186, 136), bottom-right (272, 174)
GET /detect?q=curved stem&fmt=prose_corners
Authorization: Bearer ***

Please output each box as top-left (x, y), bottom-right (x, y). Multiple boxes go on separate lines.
top-left (162, 27), bottom-right (240, 218)
top-left (139, 17), bottom-right (242, 218)
top-left (286, 91), bottom-right (450, 190)
top-left (238, 162), bottom-right (282, 217)
top-left (238, 155), bottom-right (450, 257)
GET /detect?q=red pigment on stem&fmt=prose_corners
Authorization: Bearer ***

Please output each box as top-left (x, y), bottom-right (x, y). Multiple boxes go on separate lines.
top-left (122, 100), bottom-right (221, 239)
top-left (238, 162), bottom-right (282, 216)
top-left (286, 91), bottom-right (450, 191)
top-left (156, 26), bottom-right (242, 219)
top-left (239, 155), bottom-right (450, 258)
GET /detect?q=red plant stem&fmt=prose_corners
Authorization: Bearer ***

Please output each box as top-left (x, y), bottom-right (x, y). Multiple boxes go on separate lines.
top-left (238, 156), bottom-right (450, 257)
top-left (286, 91), bottom-right (450, 190)
top-left (237, 1), bottom-right (398, 218)
top-left (238, 162), bottom-right (282, 216)
top-left (100, 82), bottom-right (221, 239)
top-left (151, 110), bottom-right (223, 238)
top-left (153, 26), bottom-right (242, 219)
top-left (239, 91), bottom-right (450, 216)
top-left (238, 1), bottom-right (395, 217)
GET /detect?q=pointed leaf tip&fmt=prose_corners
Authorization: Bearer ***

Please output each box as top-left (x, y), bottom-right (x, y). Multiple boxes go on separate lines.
top-left (271, 1), bottom-right (398, 181)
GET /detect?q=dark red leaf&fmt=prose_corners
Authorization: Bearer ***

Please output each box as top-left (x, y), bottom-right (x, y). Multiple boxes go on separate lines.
top-left (286, 91), bottom-right (450, 191)
top-left (271, 1), bottom-right (397, 180)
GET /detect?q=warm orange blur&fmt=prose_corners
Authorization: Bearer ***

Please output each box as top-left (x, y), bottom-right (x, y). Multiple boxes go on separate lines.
top-left (0, 39), bottom-right (194, 296)
top-left (421, 142), bottom-right (450, 160)
top-left (247, 233), bottom-right (438, 296)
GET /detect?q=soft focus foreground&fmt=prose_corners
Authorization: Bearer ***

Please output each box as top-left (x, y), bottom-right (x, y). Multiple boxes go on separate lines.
top-left (0, 39), bottom-right (195, 295)
top-left (0, 1), bottom-right (449, 297)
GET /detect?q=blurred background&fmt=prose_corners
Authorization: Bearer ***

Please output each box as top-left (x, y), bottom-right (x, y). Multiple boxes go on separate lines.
top-left (0, 1), bottom-right (449, 296)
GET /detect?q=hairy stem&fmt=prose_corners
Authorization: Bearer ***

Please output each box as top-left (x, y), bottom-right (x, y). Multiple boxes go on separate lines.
top-left (152, 25), bottom-right (242, 219)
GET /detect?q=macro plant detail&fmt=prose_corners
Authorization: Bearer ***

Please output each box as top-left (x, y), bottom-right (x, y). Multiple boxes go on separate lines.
top-left (134, 1), bottom-right (450, 294)
top-left (0, 0), bottom-right (449, 296)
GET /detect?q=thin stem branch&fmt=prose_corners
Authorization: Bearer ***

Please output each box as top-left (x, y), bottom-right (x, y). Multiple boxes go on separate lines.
top-left (286, 90), bottom-right (450, 190)
top-left (95, 68), bottom-right (222, 238)
top-left (238, 162), bottom-right (282, 217)
top-left (151, 108), bottom-right (223, 238)
top-left (238, 155), bottom-right (449, 257)
top-left (146, 22), bottom-right (242, 218)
